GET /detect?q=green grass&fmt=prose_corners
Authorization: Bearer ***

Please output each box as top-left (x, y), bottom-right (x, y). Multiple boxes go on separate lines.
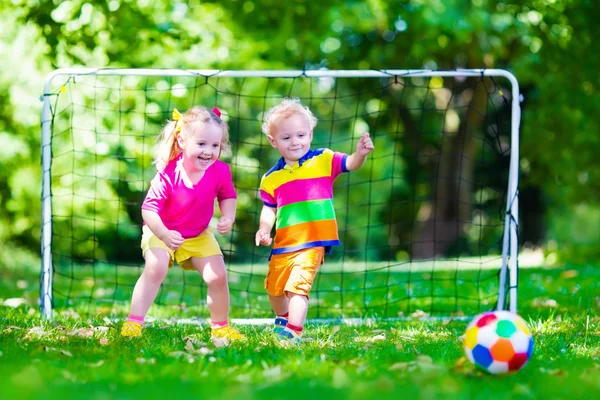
top-left (1, 261), bottom-right (599, 399)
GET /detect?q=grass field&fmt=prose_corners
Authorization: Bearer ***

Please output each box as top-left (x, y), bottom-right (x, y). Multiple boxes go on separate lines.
top-left (1, 258), bottom-right (599, 399)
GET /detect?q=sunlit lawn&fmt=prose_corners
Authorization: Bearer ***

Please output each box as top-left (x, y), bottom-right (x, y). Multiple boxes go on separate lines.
top-left (0, 260), bottom-right (599, 399)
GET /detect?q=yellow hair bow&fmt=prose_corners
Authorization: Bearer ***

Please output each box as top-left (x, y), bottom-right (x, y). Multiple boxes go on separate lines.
top-left (172, 108), bottom-right (182, 133)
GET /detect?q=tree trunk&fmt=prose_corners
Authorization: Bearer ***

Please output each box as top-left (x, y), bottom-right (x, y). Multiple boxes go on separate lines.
top-left (411, 80), bottom-right (488, 259)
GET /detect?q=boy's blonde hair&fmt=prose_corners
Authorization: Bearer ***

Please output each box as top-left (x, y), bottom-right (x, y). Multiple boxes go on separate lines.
top-left (154, 106), bottom-right (230, 171)
top-left (261, 98), bottom-right (318, 137)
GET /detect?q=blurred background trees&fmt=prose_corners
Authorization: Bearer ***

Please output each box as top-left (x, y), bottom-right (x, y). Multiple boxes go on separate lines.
top-left (0, 0), bottom-right (597, 267)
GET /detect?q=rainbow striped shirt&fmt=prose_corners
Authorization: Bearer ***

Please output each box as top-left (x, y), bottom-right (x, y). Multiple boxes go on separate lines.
top-left (259, 148), bottom-right (348, 255)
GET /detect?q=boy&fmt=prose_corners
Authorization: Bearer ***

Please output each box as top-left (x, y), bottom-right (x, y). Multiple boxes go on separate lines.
top-left (255, 98), bottom-right (374, 342)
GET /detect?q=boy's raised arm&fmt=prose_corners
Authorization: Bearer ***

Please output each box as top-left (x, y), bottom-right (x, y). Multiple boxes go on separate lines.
top-left (346, 132), bottom-right (375, 171)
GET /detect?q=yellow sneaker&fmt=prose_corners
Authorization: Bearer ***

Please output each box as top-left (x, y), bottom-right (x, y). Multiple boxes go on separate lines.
top-left (121, 321), bottom-right (143, 337)
top-left (210, 325), bottom-right (245, 347)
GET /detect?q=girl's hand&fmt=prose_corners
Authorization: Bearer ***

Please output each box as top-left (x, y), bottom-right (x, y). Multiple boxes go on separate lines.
top-left (162, 230), bottom-right (184, 250)
top-left (356, 133), bottom-right (374, 156)
top-left (255, 229), bottom-right (272, 247)
top-left (216, 216), bottom-right (234, 235)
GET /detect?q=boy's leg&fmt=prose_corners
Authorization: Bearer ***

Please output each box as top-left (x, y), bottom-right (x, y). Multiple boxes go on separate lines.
top-left (278, 247), bottom-right (324, 340)
top-left (286, 293), bottom-right (309, 336)
top-left (122, 248), bottom-right (170, 337)
top-left (265, 256), bottom-right (293, 332)
top-left (268, 294), bottom-right (289, 315)
top-left (268, 294), bottom-right (289, 332)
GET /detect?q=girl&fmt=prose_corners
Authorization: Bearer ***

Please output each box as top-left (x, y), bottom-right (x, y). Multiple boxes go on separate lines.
top-left (121, 106), bottom-right (244, 343)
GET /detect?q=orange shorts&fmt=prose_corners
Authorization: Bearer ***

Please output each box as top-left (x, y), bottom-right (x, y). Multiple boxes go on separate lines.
top-left (264, 247), bottom-right (325, 297)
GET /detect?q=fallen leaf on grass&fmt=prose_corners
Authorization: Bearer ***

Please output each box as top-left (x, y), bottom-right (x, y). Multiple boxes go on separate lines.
top-left (68, 326), bottom-right (111, 338)
top-left (262, 365), bottom-right (282, 380)
top-left (169, 351), bottom-right (195, 363)
top-left (532, 298), bottom-right (559, 308)
top-left (25, 327), bottom-right (48, 339)
top-left (332, 367), bottom-right (350, 388)
top-left (184, 339), bottom-right (195, 353)
top-left (235, 374), bottom-right (252, 383)
top-left (3, 298), bottom-right (28, 307)
top-left (135, 357), bottom-right (156, 364)
top-left (355, 333), bottom-right (386, 343)
top-left (95, 326), bottom-right (110, 333)
top-left (512, 383), bottom-right (534, 397)
top-left (417, 355), bottom-right (433, 364)
top-left (539, 367), bottom-right (567, 376)
top-left (409, 310), bottom-right (430, 319)
top-left (85, 360), bottom-right (104, 368)
top-left (560, 270), bottom-right (578, 279)
top-left (388, 362), bottom-right (410, 371)
top-left (71, 328), bottom-right (94, 338)
top-left (61, 370), bottom-right (77, 382)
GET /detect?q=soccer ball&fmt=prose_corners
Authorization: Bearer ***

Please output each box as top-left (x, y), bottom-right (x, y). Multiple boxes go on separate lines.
top-left (463, 310), bottom-right (534, 374)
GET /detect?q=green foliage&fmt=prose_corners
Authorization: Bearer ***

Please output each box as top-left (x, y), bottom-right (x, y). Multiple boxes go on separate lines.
top-left (0, 0), bottom-right (598, 267)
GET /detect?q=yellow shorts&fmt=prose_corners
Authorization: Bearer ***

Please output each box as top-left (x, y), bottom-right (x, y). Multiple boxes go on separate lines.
top-left (264, 247), bottom-right (325, 297)
top-left (140, 225), bottom-right (222, 270)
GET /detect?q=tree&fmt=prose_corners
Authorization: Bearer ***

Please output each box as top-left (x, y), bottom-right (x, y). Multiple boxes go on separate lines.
top-left (0, 0), bottom-right (597, 266)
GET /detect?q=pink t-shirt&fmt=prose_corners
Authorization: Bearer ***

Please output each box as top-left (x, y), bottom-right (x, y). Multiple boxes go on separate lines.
top-left (141, 155), bottom-right (236, 238)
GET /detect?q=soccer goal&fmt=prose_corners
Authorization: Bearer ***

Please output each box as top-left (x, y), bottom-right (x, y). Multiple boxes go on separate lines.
top-left (40, 68), bottom-right (521, 322)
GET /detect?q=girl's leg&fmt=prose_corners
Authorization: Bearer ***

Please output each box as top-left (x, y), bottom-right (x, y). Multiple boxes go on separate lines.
top-left (191, 255), bottom-right (230, 323)
top-left (129, 248), bottom-right (170, 318)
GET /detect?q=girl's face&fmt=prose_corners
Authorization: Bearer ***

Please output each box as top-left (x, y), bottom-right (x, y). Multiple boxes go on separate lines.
top-left (178, 122), bottom-right (223, 173)
top-left (268, 113), bottom-right (313, 165)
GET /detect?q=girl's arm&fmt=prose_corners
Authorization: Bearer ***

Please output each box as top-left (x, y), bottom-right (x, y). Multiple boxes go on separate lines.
top-left (216, 198), bottom-right (237, 234)
top-left (255, 205), bottom-right (276, 246)
top-left (142, 209), bottom-right (183, 250)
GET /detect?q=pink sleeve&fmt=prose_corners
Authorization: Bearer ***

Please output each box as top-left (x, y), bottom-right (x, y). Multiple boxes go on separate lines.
top-left (331, 151), bottom-right (349, 178)
top-left (260, 190), bottom-right (276, 208)
top-left (142, 172), bottom-right (170, 213)
top-left (217, 163), bottom-right (237, 202)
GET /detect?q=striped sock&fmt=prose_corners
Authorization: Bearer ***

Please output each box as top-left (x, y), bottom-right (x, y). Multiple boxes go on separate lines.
top-left (274, 313), bottom-right (288, 332)
top-left (127, 314), bottom-right (144, 326)
top-left (286, 323), bottom-right (303, 335)
top-left (211, 320), bottom-right (228, 329)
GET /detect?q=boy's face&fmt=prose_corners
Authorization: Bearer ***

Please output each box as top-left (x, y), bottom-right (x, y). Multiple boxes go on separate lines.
top-left (268, 113), bottom-right (313, 165)
top-left (178, 121), bottom-right (223, 174)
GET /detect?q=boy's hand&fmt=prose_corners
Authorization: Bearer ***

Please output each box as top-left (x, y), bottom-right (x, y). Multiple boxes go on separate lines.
top-left (356, 133), bottom-right (374, 156)
top-left (161, 230), bottom-right (184, 250)
top-left (255, 229), bottom-right (273, 247)
top-left (216, 216), bottom-right (234, 235)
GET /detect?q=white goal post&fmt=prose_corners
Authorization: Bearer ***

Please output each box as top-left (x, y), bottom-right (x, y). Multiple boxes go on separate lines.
top-left (40, 68), bottom-right (521, 321)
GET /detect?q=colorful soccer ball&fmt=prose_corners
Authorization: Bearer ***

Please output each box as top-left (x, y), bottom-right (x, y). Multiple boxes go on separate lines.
top-left (463, 310), bottom-right (534, 374)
